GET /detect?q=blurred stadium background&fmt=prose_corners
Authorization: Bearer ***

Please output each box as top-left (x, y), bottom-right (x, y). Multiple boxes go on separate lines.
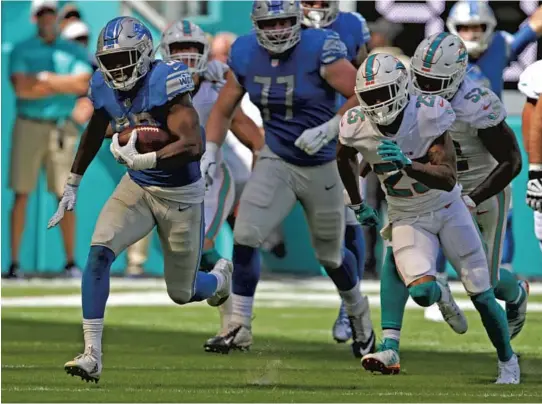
top-left (1, 0), bottom-right (541, 279)
top-left (2, 1), bottom-right (542, 402)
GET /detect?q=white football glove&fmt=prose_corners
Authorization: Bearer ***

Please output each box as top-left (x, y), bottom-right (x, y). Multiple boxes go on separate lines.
top-left (47, 173), bottom-right (81, 229)
top-left (200, 142), bottom-right (219, 189)
top-left (111, 130), bottom-right (157, 171)
top-left (462, 195), bottom-right (477, 212)
top-left (527, 165), bottom-right (542, 212)
top-left (294, 115), bottom-right (341, 155)
top-left (204, 60), bottom-right (229, 91)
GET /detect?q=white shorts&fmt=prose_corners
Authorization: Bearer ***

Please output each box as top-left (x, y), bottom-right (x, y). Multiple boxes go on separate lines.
top-left (392, 197), bottom-right (489, 295)
top-left (204, 160), bottom-right (235, 241)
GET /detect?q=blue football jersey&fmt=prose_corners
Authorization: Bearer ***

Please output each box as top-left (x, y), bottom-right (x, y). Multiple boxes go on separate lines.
top-left (229, 29), bottom-right (348, 166)
top-left (89, 60), bottom-right (201, 188)
top-left (467, 30), bottom-right (536, 99)
top-left (328, 11), bottom-right (370, 111)
top-left (329, 11), bottom-right (370, 64)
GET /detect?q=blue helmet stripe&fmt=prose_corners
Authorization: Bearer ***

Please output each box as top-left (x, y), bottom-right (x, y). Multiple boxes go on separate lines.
top-left (469, 0), bottom-right (479, 17)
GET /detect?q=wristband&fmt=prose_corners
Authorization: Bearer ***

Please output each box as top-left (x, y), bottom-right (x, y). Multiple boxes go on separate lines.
top-left (67, 173), bottom-right (82, 186)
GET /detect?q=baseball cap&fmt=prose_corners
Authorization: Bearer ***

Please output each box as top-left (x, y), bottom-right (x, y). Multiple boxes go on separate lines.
top-left (61, 20), bottom-right (89, 40)
top-left (30, 0), bottom-right (58, 17)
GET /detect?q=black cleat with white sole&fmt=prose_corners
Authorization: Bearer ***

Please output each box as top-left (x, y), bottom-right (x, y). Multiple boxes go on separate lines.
top-left (64, 364), bottom-right (100, 384)
top-left (203, 326), bottom-right (248, 354)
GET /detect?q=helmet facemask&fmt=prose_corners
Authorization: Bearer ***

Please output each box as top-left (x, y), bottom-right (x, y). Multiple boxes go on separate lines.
top-left (411, 67), bottom-right (465, 101)
top-left (97, 46), bottom-right (151, 91)
top-left (356, 78), bottom-right (408, 126)
top-left (165, 41), bottom-right (208, 75)
top-left (300, 1), bottom-right (338, 28)
top-left (253, 15), bottom-right (301, 54)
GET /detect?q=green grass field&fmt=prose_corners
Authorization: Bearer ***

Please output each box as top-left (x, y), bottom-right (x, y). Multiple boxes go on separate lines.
top-left (2, 279), bottom-right (542, 403)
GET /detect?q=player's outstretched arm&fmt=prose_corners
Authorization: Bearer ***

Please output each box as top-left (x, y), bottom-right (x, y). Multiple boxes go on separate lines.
top-left (230, 107), bottom-right (264, 153)
top-left (468, 121), bottom-right (522, 205)
top-left (522, 98), bottom-right (537, 155)
top-left (155, 92), bottom-right (203, 169)
top-left (323, 59), bottom-right (359, 115)
top-left (404, 133), bottom-right (458, 192)
top-left (530, 96), bottom-right (542, 165)
top-left (71, 108), bottom-right (110, 175)
top-left (206, 70), bottom-right (246, 147)
top-left (337, 142), bottom-right (362, 205)
top-left (48, 108), bottom-right (109, 229)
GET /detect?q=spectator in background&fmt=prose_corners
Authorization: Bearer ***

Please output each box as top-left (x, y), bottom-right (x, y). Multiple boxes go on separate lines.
top-left (210, 32), bottom-right (238, 63)
top-left (57, 2), bottom-right (82, 32)
top-left (367, 17), bottom-right (409, 68)
top-left (5, 0), bottom-right (93, 278)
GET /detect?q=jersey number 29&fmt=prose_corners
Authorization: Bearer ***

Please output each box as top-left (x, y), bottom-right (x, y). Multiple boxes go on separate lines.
top-left (254, 75), bottom-right (295, 121)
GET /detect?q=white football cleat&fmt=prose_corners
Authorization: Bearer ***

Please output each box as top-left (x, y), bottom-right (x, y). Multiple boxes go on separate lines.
top-left (204, 322), bottom-right (253, 354)
top-left (424, 304), bottom-right (445, 323)
top-left (207, 259), bottom-right (233, 307)
top-left (495, 354), bottom-right (520, 384)
top-left (64, 345), bottom-right (102, 383)
top-left (361, 349), bottom-right (401, 375)
top-left (436, 279), bottom-right (468, 334)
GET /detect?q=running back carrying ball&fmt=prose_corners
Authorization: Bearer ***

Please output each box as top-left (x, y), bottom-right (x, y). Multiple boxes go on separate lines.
top-left (117, 125), bottom-right (172, 153)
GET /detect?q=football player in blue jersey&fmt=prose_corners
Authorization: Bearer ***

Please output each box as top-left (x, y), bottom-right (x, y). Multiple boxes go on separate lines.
top-left (300, 0), bottom-right (372, 344)
top-left (201, 0), bottom-right (377, 357)
top-left (47, 17), bottom-right (233, 383)
top-left (436, 0), bottom-right (542, 281)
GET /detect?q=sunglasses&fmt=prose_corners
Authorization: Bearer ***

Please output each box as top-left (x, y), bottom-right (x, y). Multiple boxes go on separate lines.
top-left (36, 7), bottom-right (56, 17)
top-left (63, 10), bottom-right (81, 20)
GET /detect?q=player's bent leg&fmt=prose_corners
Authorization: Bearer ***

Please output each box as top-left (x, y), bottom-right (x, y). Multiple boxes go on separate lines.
top-left (202, 161), bottom-right (235, 272)
top-left (66, 176), bottom-right (156, 383)
top-left (393, 217), bottom-right (467, 334)
top-left (206, 154), bottom-right (297, 354)
top-left (362, 247), bottom-right (406, 375)
top-left (333, 209), bottom-right (366, 343)
top-left (440, 200), bottom-right (518, 382)
top-left (300, 162), bottom-right (374, 357)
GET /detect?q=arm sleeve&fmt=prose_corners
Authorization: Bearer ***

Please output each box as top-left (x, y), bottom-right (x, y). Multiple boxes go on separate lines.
top-left (320, 30), bottom-right (348, 66)
top-left (165, 62), bottom-right (195, 101)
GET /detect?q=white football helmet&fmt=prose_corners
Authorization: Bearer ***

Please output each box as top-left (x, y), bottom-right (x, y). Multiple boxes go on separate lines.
top-left (159, 20), bottom-right (209, 75)
top-left (446, 1), bottom-right (496, 57)
top-left (411, 32), bottom-right (468, 100)
top-left (300, 1), bottom-right (339, 28)
top-left (252, 0), bottom-right (302, 54)
top-left (355, 53), bottom-right (409, 126)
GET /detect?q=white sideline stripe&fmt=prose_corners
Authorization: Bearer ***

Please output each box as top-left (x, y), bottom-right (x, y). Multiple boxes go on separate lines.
top-left (3, 278), bottom-right (542, 294)
top-left (2, 291), bottom-right (542, 312)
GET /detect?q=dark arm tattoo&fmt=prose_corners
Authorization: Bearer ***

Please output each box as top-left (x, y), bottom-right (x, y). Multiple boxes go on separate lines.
top-left (468, 121), bottom-right (522, 205)
top-left (71, 108), bottom-right (110, 175)
top-left (156, 93), bottom-right (203, 170)
top-left (404, 132), bottom-right (457, 192)
top-left (337, 142), bottom-right (363, 205)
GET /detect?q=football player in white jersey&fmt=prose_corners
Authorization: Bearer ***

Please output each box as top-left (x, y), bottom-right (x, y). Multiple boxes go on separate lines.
top-left (338, 53), bottom-right (519, 383)
top-left (518, 60), bottom-right (542, 252)
top-left (411, 33), bottom-right (529, 336)
top-left (159, 21), bottom-right (264, 339)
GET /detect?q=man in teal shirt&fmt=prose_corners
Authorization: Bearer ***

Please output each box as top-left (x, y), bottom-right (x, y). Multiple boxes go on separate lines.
top-left (6, 0), bottom-right (92, 278)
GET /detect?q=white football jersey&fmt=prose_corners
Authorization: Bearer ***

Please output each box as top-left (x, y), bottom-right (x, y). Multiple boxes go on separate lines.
top-left (192, 80), bottom-right (219, 126)
top-left (339, 95), bottom-right (460, 222)
top-left (518, 60), bottom-right (542, 100)
top-left (449, 78), bottom-right (507, 194)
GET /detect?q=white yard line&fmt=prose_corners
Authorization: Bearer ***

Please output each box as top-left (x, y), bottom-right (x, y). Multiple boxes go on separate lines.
top-left (3, 290), bottom-right (542, 312)
top-left (3, 278), bottom-right (542, 294)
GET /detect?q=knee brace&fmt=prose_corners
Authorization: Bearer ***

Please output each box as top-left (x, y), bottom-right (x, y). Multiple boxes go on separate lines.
top-left (409, 281), bottom-right (441, 307)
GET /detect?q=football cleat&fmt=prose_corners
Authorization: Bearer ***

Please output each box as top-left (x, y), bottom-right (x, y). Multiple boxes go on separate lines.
top-left (203, 324), bottom-right (252, 354)
top-left (206, 259), bottom-right (233, 307)
top-left (507, 280), bottom-right (530, 340)
top-left (332, 301), bottom-right (352, 343)
top-left (436, 278), bottom-right (468, 334)
top-left (495, 354), bottom-right (520, 384)
top-left (361, 345), bottom-right (401, 375)
top-left (64, 345), bottom-right (102, 383)
top-left (349, 296), bottom-right (376, 358)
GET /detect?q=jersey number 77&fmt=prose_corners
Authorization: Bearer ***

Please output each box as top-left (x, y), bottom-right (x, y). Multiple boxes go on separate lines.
top-left (254, 75), bottom-right (295, 121)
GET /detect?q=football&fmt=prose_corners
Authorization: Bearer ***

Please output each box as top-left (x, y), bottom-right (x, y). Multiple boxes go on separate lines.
top-left (117, 126), bottom-right (172, 154)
